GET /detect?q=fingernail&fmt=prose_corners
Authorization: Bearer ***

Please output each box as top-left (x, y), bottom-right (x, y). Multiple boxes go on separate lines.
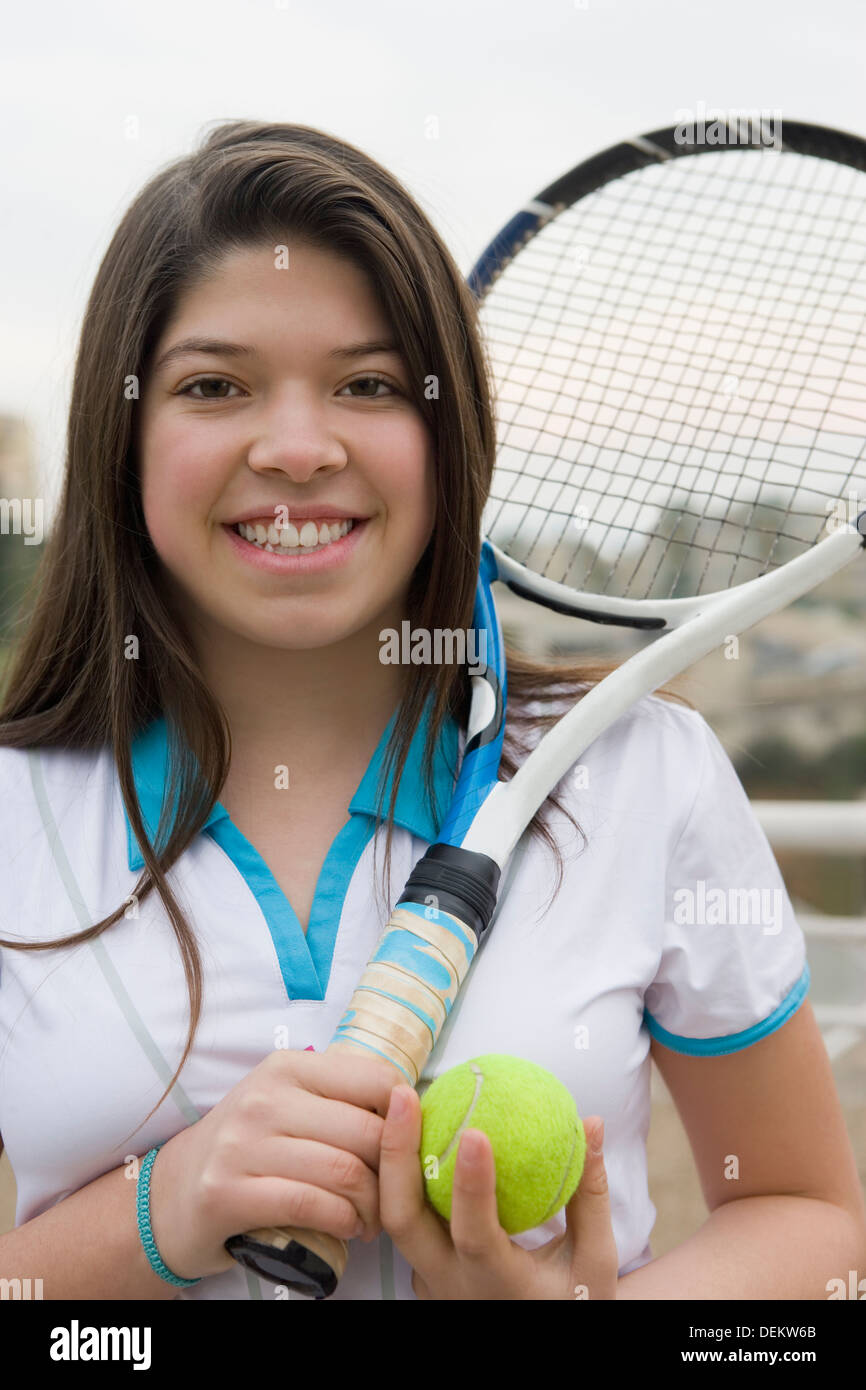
top-left (591, 1119), bottom-right (605, 1155)
top-left (459, 1130), bottom-right (485, 1166)
top-left (388, 1086), bottom-right (408, 1121)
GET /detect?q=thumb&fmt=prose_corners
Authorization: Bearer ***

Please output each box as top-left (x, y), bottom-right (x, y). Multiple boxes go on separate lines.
top-left (564, 1115), bottom-right (613, 1241)
top-left (561, 1115), bottom-right (619, 1300)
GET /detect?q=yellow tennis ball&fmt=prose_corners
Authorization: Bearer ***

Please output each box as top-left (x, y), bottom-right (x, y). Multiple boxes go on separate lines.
top-left (419, 1053), bottom-right (585, 1234)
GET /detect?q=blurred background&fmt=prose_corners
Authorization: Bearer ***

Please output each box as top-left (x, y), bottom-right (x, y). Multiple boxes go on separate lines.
top-left (1, 0), bottom-right (864, 1264)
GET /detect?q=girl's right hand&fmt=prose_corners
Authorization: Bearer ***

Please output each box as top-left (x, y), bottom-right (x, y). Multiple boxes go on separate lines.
top-left (146, 1048), bottom-right (400, 1280)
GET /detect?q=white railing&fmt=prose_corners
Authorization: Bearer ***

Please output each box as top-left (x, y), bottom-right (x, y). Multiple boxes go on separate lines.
top-left (752, 800), bottom-right (866, 855)
top-left (752, 798), bottom-right (866, 1058)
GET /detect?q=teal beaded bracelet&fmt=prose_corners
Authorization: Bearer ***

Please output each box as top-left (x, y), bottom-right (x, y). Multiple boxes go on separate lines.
top-left (136, 1143), bottom-right (201, 1288)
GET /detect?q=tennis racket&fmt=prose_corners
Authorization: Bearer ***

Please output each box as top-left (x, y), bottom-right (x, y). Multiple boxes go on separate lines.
top-left (225, 118), bottom-right (866, 1296)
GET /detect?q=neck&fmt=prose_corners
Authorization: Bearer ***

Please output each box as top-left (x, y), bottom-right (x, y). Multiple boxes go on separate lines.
top-left (184, 610), bottom-right (411, 784)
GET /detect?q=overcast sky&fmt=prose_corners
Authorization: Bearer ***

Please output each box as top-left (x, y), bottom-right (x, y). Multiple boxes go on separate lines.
top-left (2, 0), bottom-right (864, 507)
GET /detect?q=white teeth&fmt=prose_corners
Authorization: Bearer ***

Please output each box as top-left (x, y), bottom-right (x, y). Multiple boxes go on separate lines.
top-left (236, 519), bottom-right (354, 552)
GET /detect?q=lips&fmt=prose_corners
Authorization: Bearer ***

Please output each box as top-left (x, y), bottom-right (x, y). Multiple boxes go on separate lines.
top-left (222, 515), bottom-right (367, 572)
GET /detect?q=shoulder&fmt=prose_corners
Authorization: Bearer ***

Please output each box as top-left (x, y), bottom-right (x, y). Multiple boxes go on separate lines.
top-left (0, 740), bottom-right (113, 803)
top-left (0, 741), bottom-right (118, 891)
top-left (0, 741), bottom-right (36, 788)
top-left (601, 692), bottom-right (715, 792)
top-left (595, 689), bottom-right (709, 746)
top-left (511, 686), bottom-right (729, 855)
top-left (0, 743), bottom-right (42, 839)
top-left (514, 684), bottom-right (713, 781)
top-left (592, 692), bottom-right (715, 812)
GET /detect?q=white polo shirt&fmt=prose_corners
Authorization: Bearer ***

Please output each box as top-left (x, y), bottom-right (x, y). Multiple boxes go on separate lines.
top-left (0, 692), bottom-right (809, 1300)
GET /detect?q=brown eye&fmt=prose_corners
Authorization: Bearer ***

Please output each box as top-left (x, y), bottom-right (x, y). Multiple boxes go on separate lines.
top-left (343, 375), bottom-right (396, 398)
top-left (178, 377), bottom-right (239, 399)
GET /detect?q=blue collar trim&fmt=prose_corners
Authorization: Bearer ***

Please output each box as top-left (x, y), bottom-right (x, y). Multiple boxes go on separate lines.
top-left (124, 696), bottom-right (459, 871)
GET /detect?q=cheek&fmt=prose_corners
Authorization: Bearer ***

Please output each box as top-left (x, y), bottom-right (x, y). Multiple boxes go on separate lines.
top-left (139, 419), bottom-right (219, 558)
top-left (378, 419), bottom-right (437, 551)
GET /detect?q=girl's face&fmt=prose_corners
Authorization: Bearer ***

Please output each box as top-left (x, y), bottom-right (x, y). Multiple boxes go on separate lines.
top-left (138, 240), bottom-right (436, 654)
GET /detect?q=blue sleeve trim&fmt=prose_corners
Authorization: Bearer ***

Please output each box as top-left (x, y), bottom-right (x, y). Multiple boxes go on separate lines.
top-left (643, 962), bottom-right (810, 1057)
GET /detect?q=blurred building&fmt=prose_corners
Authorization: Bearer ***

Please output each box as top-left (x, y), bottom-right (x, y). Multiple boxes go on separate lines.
top-left (0, 414), bottom-right (41, 648)
top-left (0, 415), bottom-right (37, 497)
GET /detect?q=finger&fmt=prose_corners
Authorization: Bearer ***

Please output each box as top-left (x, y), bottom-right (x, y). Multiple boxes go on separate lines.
top-left (411, 1268), bottom-right (432, 1300)
top-left (253, 1086), bottom-right (387, 1171)
top-left (322, 1052), bottom-right (406, 1118)
top-left (564, 1116), bottom-right (618, 1276)
top-left (251, 1135), bottom-right (380, 1239)
top-left (218, 1170), bottom-right (369, 1246)
top-left (286, 1047), bottom-right (403, 1116)
top-left (448, 1129), bottom-right (514, 1261)
top-left (378, 1085), bottom-right (452, 1267)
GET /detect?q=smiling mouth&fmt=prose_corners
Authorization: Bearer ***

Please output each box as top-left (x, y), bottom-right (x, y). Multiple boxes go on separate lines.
top-left (232, 518), bottom-right (357, 554)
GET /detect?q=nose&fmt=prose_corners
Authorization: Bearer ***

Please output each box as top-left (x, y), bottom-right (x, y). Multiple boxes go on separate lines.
top-left (244, 388), bottom-right (348, 483)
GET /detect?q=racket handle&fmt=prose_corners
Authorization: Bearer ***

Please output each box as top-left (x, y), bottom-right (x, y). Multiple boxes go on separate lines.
top-left (224, 1224), bottom-right (350, 1296)
top-left (224, 896), bottom-right (484, 1296)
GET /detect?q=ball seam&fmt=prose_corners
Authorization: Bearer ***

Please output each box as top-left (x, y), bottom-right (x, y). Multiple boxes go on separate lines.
top-left (539, 1124), bottom-right (581, 1224)
top-left (435, 1060), bottom-right (485, 1167)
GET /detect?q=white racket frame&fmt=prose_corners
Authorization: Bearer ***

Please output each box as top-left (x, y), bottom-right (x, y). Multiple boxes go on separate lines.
top-left (467, 514), bottom-right (865, 868)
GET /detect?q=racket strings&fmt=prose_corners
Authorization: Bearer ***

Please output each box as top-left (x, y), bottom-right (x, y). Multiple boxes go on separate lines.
top-left (480, 147), bottom-right (866, 600)
top-left (489, 200), bottom-right (861, 592)
top-left (634, 151), bottom-right (865, 593)
top-left (570, 150), bottom-right (803, 596)
top-left (492, 159), bottom-right (856, 586)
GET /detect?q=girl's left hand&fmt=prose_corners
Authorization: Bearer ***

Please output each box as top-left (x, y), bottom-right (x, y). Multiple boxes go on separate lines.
top-left (378, 1084), bottom-right (619, 1300)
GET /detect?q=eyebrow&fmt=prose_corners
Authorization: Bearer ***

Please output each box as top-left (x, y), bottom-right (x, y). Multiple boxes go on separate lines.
top-left (152, 336), bottom-right (401, 373)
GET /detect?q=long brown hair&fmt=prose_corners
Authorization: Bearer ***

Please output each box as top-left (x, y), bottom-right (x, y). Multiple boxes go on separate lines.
top-left (0, 120), bottom-right (690, 1134)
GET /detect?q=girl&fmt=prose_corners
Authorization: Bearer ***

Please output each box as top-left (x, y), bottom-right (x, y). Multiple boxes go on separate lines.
top-left (0, 121), bottom-right (862, 1301)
